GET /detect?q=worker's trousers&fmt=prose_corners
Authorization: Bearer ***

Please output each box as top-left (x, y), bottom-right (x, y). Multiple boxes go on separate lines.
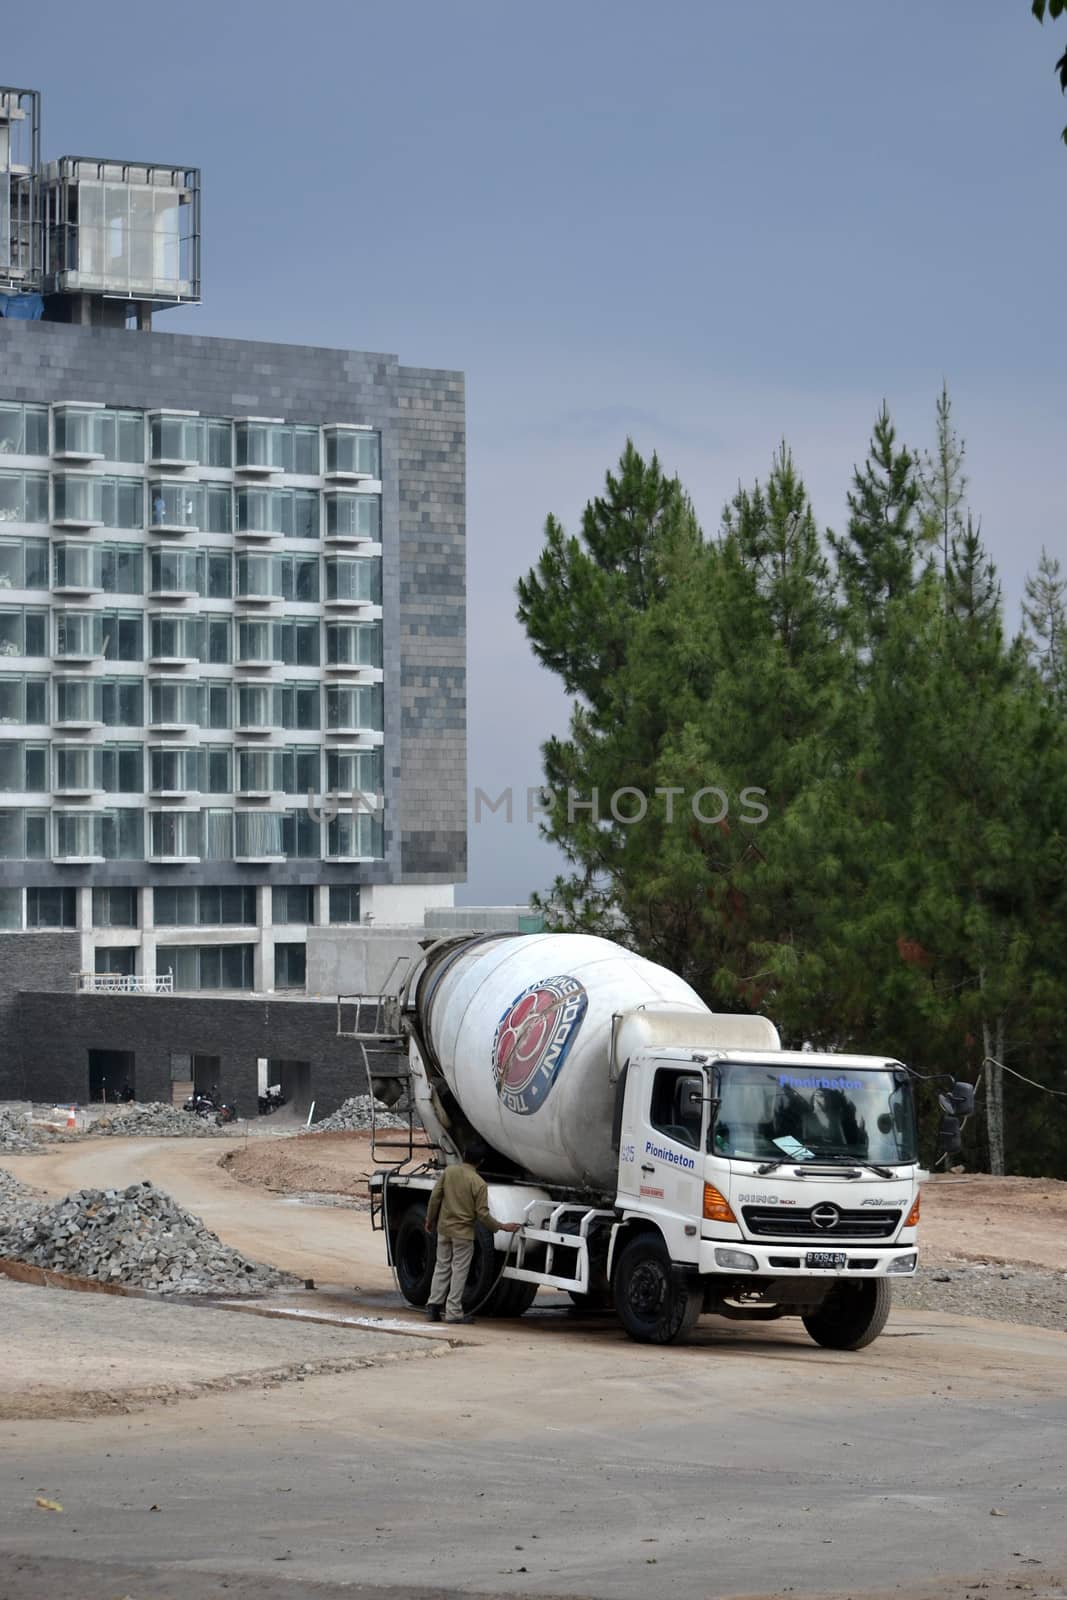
top-left (429, 1235), bottom-right (475, 1321)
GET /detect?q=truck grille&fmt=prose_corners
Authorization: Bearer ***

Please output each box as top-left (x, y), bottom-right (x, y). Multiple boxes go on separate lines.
top-left (741, 1205), bottom-right (901, 1240)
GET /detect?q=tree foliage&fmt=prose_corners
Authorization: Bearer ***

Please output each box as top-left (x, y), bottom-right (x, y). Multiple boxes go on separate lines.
top-left (518, 400), bottom-right (1067, 1177)
top-left (1032, 0), bottom-right (1067, 145)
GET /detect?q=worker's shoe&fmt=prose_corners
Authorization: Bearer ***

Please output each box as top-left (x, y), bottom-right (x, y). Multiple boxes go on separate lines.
top-left (424, 1303), bottom-right (443, 1323)
top-left (444, 1314), bottom-right (475, 1325)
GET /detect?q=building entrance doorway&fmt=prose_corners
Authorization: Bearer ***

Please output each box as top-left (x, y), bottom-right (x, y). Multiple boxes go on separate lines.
top-left (88, 1048), bottom-right (135, 1104)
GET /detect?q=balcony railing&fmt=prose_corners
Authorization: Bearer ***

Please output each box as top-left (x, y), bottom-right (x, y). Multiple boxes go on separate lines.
top-left (76, 971), bottom-right (174, 995)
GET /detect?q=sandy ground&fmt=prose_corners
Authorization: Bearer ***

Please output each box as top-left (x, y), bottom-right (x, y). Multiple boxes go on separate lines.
top-left (0, 1276), bottom-right (443, 1420)
top-left (1, 1134), bottom-right (1067, 1598)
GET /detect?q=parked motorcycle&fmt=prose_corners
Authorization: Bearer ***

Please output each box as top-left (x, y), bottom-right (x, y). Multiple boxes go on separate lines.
top-left (183, 1089), bottom-right (221, 1120)
top-left (257, 1085), bottom-right (287, 1116)
top-left (214, 1100), bottom-right (238, 1126)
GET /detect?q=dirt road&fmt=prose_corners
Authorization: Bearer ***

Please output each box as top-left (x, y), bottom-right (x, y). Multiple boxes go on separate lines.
top-left (2, 1135), bottom-right (1067, 1599)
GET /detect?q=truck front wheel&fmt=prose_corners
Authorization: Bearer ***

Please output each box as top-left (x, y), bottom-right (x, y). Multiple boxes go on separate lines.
top-left (802, 1279), bottom-right (892, 1350)
top-left (614, 1235), bottom-right (703, 1345)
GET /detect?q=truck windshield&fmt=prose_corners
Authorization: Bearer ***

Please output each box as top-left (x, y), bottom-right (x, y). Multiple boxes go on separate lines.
top-left (712, 1062), bottom-right (917, 1165)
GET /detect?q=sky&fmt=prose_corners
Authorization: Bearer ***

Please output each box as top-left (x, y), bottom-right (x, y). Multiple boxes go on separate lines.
top-left (7, 2), bottom-right (1066, 904)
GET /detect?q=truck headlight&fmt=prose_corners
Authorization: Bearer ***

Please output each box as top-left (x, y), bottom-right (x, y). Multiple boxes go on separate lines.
top-left (887, 1253), bottom-right (918, 1274)
top-left (714, 1248), bottom-right (758, 1272)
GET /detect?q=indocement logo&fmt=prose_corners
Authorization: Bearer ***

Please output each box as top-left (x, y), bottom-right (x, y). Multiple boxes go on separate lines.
top-left (492, 976), bottom-right (588, 1117)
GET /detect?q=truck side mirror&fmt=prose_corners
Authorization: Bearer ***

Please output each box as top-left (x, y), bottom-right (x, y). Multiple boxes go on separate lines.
top-left (938, 1114), bottom-right (962, 1155)
top-left (951, 1081), bottom-right (976, 1118)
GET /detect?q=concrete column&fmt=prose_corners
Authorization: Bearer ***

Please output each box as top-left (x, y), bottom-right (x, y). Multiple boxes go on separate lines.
top-left (313, 884), bottom-right (329, 927)
top-left (255, 884), bottom-right (273, 993)
top-left (141, 887), bottom-right (156, 985)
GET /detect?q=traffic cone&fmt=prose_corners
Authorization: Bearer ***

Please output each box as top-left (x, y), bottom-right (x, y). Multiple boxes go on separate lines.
top-left (67, 1105), bottom-right (76, 1130)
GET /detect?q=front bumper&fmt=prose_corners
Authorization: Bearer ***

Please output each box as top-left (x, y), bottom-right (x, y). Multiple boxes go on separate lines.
top-left (698, 1236), bottom-right (918, 1277)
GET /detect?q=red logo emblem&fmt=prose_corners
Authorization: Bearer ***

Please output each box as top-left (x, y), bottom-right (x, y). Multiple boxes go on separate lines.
top-left (492, 976), bottom-right (588, 1116)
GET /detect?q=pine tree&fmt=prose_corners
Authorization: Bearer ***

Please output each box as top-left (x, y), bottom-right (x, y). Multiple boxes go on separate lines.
top-left (918, 382), bottom-right (967, 582)
top-left (1022, 547), bottom-right (1067, 698)
top-left (829, 404), bottom-right (920, 641)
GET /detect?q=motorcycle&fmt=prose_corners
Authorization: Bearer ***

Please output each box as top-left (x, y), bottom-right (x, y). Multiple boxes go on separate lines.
top-left (257, 1085), bottom-right (287, 1116)
top-left (214, 1100), bottom-right (238, 1126)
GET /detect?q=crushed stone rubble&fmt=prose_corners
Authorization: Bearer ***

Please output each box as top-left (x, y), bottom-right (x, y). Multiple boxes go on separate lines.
top-left (0, 1109), bottom-right (37, 1153)
top-left (87, 1101), bottom-right (227, 1139)
top-left (893, 1256), bottom-right (1067, 1334)
top-left (0, 1180), bottom-right (293, 1295)
top-left (310, 1094), bottom-right (412, 1132)
top-left (0, 1166), bottom-right (44, 1227)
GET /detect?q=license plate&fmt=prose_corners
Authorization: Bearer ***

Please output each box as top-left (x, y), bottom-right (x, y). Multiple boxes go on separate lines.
top-left (805, 1251), bottom-right (847, 1269)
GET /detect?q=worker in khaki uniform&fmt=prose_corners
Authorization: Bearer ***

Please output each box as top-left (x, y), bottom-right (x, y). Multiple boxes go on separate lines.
top-left (424, 1141), bottom-right (519, 1324)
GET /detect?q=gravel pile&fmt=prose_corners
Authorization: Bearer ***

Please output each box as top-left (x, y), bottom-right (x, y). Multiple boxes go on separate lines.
top-left (311, 1094), bottom-right (411, 1132)
top-left (895, 1257), bottom-right (1067, 1334)
top-left (87, 1102), bottom-right (227, 1139)
top-left (0, 1167), bottom-right (43, 1229)
top-left (0, 1109), bottom-right (37, 1153)
top-left (0, 1181), bottom-right (291, 1295)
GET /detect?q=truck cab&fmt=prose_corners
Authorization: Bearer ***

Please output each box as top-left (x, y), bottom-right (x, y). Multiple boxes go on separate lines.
top-left (608, 1047), bottom-right (921, 1345)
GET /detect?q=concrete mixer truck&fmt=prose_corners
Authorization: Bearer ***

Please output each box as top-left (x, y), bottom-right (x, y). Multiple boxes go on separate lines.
top-left (364, 932), bottom-right (962, 1347)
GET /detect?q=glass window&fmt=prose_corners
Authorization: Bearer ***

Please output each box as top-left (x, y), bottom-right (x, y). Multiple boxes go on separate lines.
top-left (204, 616), bottom-right (230, 665)
top-left (202, 807), bottom-right (233, 860)
top-left (236, 553), bottom-right (281, 600)
top-left (282, 808), bottom-right (320, 859)
top-left (326, 748), bottom-right (381, 794)
top-left (150, 481), bottom-right (202, 530)
top-left (274, 618), bottom-right (319, 666)
top-left (201, 746), bottom-right (230, 792)
top-left (237, 618), bottom-right (276, 664)
top-left (237, 747), bottom-right (275, 793)
top-left (156, 944), bottom-right (198, 990)
top-left (54, 610), bottom-right (102, 659)
top-left (100, 610), bottom-right (143, 662)
top-left (0, 538), bottom-right (48, 590)
top-left (150, 809), bottom-right (201, 858)
top-left (292, 427), bottom-right (320, 475)
top-left (274, 941), bottom-right (306, 989)
top-left (98, 544), bottom-right (143, 595)
top-left (98, 678), bottom-right (143, 727)
top-left (53, 677), bottom-right (95, 725)
top-left (328, 885), bottom-right (361, 923)
top-left (52, 542), bottom-right (97, 591)
top-left (150, 547), bottom-right (202, 596)
top-left (26, 887), bottom-right (77, 928)
top-left (0, 472), bottom-right (48, 524)
top-left (98, 744), bottom-right (143, 793)
top-left (234, 809), bottom-right (285, 858)
top-left (154, 886), bottom-right (197, 925)
top-left (0, 887), bottom-right (22, 928)
top-left (204, 486), bottom-right (232, 534)
top-left (150, 613), bottom-right (200, 661)
top-left (273, 885), bottom-right (313, 924)
top-left (203, 419), bottom-right (232, 468)
top-left (237, 684), bottom-right (272, 729)
top-left (205, 549), bottom-right (232, 598)
top-left (53, 407), bottom-right (103, 459)
top-left (327, 809), bottom-right (383, 859)
top-left (150, 745), bottom-right (198, 794)
top-left (0, 404), bottom-right (48, 458)
top-left (149, 414), bottom-right (200, 466)
top-left (324, 493), bottom-right (381, 542)
top-left (324, 428), bottom-right (380, 478)
top-left (53, 744), bottom-right (95, 791)
top-left (326, 683), bottom-right (383, 732)
top-left (0, 808), bottom-right (22, 857)
top-left (235, 421), bottom-right (291, 471)
top-left (325, 556), bottom-right (381, 604)
top-left (291, 492), bottom-right (319, 539)
top-left (53, 809), bottom-right (101, 859)
top-left (325, 622), bottom-right (381, 668)
top-left (93, 887), bottom-right (138, 928)
top-left (294, 556), bottom-right (319, 601)
top-left (204, 681), bottom-right (230, 730)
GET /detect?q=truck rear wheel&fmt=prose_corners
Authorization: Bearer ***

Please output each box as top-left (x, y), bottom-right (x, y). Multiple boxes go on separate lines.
top-left (394, 1202), bottom-right (436, 1306)
top-left (463, 1226), bottom-right (537, 1317)
top-left (614, 1235), bottom-right (703, 1345)
top-left (802, 1279), bottom-right (892, 1350)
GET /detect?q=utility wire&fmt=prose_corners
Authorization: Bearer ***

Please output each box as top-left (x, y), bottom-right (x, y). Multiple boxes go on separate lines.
top-left (983, 1055), bottom-right (1067, 1099)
